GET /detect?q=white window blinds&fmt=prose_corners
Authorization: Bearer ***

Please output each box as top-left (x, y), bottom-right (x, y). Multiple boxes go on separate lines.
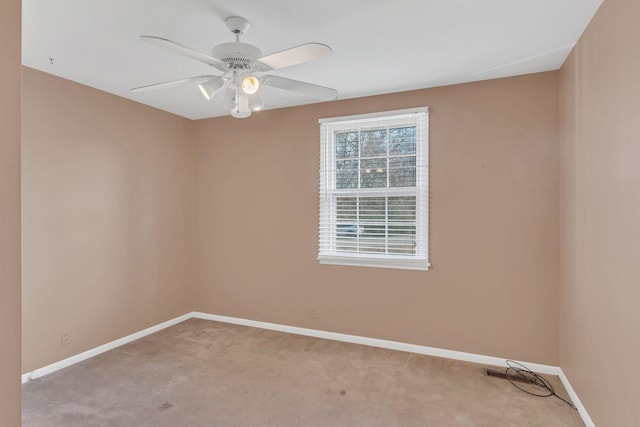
top-left (318, 107), bottom-right (430, 270)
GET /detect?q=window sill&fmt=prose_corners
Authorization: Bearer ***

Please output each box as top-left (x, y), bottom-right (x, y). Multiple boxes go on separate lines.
top-left (318, 254), bottom-right (430, 271)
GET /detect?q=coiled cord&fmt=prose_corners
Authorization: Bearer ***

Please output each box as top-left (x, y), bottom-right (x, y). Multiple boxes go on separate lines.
top-left (505, 360), bottom-right (577, 410)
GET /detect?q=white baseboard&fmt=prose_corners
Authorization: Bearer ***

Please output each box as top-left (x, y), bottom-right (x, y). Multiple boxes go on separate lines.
top-left (193, 312), bottom-right (561, 374)
top-left (21, 372), bottom-right (32, 384)
top-left (558, 368), bottom-right (595, 427)
top-left (22, 312), bottom-right (192, 383)
top-left (21, 310), bottom-right (593, 426)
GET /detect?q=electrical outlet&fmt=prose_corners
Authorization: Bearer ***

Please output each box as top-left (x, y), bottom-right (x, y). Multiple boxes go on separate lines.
top-left (61, 331), bottom-right (70, 347)
top-left (309, 308), bottom-right (318, 320)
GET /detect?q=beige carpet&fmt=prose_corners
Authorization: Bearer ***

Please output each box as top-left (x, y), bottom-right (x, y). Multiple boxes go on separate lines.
top-left (22, 318), bottom-right (583, 426)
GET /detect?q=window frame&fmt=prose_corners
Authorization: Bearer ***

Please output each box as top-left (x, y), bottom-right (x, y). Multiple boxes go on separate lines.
top-left (318, 107), bottom-right (430, 271)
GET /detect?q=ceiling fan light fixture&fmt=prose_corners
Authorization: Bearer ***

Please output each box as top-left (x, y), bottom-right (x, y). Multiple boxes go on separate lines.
top-left (241, 75), bottom-right (260, 95)
top-left (225, 85), bottom-right (251, 118)
top-left (231, 100), bottom-right (252, 118)
top-left (248, 93), bottom-right (264, 112)
top-left (198, 76), bottom-right (225, 100)
top-left (231, 109), bottom-right (251, 119)
top-left (223, 84), bottom-right (237, 110)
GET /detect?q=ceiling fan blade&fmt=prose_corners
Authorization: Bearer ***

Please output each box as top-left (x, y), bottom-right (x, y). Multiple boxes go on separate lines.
top-left (262, 75), bottom-right (337, 100)
top-left (141, 36), bottom-right (228, 72)
top-left (256, 43), bottom-right (332, 70)
top-left (131, 75), bottom-right (215, 93)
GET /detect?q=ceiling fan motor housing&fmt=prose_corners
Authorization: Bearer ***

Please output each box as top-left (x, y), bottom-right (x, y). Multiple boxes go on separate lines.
top-left (212, 42), bottom-right (263, 70)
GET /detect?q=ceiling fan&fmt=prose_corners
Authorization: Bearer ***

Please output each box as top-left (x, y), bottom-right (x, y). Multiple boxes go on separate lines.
top-left (131, 16), bottom-right (338, 118)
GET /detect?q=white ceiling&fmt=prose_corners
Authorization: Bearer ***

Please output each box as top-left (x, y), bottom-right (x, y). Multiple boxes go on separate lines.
top-left (22, 0), bottom-right (602, 120)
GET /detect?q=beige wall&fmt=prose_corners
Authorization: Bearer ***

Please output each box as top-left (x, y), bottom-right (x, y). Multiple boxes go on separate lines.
top-left (193, 72), bottom-right (560, 364)
top-left (21, 68), bottom-right (195, 372)
top-left (0, 0), bottom-right (21, 425)
top-left (559, 0), bottom-right (640, 424)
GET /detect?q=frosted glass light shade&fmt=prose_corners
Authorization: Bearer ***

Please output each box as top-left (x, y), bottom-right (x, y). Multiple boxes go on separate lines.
top-left (198, 76), bottom-right (225, 100)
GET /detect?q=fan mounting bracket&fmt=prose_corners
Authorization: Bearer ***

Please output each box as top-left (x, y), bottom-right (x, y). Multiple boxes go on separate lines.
top-left (225, 16), bottom-right (250, 35)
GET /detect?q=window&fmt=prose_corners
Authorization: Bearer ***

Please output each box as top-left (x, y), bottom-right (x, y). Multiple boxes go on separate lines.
top-left (318, 107), bottom-right (429, 270)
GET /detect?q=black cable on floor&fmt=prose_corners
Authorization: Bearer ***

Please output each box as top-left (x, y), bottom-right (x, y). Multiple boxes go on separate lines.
top-left (505, 360), bottom-right (577, 410)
